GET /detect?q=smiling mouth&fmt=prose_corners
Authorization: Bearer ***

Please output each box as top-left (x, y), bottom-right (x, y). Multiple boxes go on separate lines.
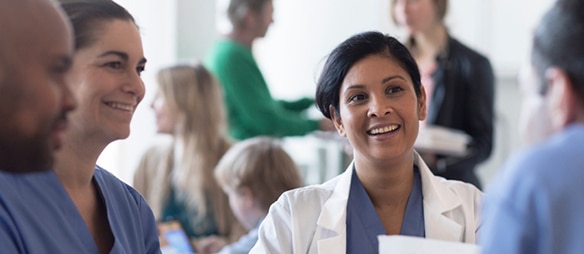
top-left (105, 102), bottom-right (134, 112)
top-left (368, 125), bottom-right (400, 135)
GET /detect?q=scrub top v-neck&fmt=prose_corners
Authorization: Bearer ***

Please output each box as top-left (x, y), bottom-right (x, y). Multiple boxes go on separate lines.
top-left (346, 165), bottom-right (425, 254)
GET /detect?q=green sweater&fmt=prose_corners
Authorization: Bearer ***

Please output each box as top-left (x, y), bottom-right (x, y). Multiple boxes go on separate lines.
top-left (205, 39), bottom-right (319, 140)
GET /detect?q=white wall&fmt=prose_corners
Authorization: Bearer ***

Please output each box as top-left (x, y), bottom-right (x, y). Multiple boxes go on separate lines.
top-left (256, 0), bottom-right (553, 100)
top-left (100, 0), bottom-right (555, 187)
top-left (176, 0), bottom-right (219, 61)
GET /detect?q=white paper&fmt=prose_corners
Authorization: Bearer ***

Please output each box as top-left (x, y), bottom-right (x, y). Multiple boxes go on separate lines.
top-left (378, 235), bottom-right (480, 254)
top-left (414, 125), bottom-right (471, 157)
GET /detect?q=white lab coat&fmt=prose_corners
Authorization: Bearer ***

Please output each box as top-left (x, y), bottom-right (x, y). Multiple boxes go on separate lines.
top-left (250, 152), bottom-right (482, 254)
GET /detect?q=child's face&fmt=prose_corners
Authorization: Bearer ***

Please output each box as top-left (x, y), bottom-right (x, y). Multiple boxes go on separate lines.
top-left (225, 186), bottom-right (263, 230)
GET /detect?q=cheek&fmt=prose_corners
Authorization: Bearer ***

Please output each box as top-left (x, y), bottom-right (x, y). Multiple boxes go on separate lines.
top-left (228, 195), bottom-right (246, 221)
top-left (165, 112), bottom-right (177, 129)
top-left (338, 107), bottom-right (358, 134)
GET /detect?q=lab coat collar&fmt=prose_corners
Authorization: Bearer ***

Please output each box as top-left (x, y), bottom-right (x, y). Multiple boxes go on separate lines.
top-left (415, 152), bottom-right (465, 241)
top-left (315, 161), bottom-right (354, 252)
top-left (315, 152), bottom-right (466, 252)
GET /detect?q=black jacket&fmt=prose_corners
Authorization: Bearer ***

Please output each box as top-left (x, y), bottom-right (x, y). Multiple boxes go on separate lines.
top-left (427, 36), bottom-right (495, 189)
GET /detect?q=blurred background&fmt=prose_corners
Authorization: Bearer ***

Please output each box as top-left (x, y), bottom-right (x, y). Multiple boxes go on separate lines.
top-left (102, 0), bottom-right (554, 188)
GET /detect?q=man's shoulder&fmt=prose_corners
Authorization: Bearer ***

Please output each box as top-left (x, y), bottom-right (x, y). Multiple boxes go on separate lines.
top-left (489, 128), bottom-right (584, 199)
top-left (0, 171), bottom-right (59, 199)
top-left (514, 126), bottom-right (584, 172)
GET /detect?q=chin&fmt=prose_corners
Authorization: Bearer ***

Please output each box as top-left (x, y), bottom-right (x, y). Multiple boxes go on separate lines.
top-left (107, 129), bottom-right (131, 142)
top-left (119, 131), bottom-right (131, 140)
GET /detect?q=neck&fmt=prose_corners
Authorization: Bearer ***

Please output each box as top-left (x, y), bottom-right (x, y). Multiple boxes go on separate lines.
top-left (410, 23), bottom-right (448, 59)
top-left (353, 152), bottom-right (415, 208)
top-left (227, 29), bottom-right (256, 49)
top-left (53, 131), bottom-right (106, 191)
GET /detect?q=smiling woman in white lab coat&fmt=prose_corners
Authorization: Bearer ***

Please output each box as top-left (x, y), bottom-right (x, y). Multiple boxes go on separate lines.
top-left (249, 31), bottom-right (482, 254)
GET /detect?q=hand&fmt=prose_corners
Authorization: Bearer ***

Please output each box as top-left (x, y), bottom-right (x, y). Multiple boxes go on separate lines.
top-left (194, 235), bottom-right (228, 254)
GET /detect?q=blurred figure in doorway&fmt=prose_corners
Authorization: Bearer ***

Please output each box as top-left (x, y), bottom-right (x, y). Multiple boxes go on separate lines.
top-left (391, 0), bottom-right (495, 189)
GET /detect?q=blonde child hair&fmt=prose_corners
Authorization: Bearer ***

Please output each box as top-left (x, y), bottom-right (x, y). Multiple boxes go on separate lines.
top-left (214, 137), bottom-right (303, 211)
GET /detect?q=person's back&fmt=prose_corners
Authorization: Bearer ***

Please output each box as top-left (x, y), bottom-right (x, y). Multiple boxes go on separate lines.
top-left (482, 126), bottom-right (584, 253)
top-left (481, 0), bottom-right (584, 253)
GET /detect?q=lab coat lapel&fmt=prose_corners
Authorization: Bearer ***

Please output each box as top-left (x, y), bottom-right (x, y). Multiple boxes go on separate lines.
top-left (315, 162), bottom-right (354, 253)
top-left (415, 152), bottom-right (464, 242)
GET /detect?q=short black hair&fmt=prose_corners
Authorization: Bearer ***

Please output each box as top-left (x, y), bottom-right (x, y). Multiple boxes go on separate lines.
top-left (531, 0), bottom-right (584, 97)
top-left (315, 31), bottom-right (422, 119)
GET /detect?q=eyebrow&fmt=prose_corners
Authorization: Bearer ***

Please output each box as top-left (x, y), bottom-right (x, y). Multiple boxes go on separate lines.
top-left (343, 75), bottom-right (406, 94)
top-left (382, 75), bottom-right (406, 84)
top-left (98, 50), bottom-right (147, 65)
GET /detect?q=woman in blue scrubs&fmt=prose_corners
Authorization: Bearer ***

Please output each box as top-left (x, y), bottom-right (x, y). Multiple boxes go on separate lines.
top-left (50, 1), bottom-right (159, 253)
top-left (250, 31), bottom-right (482, 254)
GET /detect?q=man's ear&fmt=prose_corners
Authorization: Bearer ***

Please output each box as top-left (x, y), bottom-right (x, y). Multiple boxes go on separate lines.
top-left (418, 85), bottom-right (427, 121)
top-left (329, 105), bottom-right (346, 137)
top-left (546, 67), bottom-right (578, 129)
top-left (241, 11), bottom-right (255, 29)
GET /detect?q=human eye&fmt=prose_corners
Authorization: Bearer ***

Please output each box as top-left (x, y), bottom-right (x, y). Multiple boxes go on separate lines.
top-left (136, 65), bottom-right (145, 76)
top-left (104, 61), bottom-right (123, 70)
top-left (347, 93), bottom-right (367, 103)
top-left (386, 85), bottom-right (404, 94)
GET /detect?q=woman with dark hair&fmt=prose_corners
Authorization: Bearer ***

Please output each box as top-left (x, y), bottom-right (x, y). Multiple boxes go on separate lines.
top-left (54, 0), bottom-right (160, 253)
top-left (391, 0), bottom-right (495, 189)
top-left (250, 31), bottom-right (481, 254)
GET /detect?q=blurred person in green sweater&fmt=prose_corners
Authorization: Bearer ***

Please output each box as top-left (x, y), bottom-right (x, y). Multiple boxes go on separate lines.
top-left (205, 0), bottom-right (333, 140)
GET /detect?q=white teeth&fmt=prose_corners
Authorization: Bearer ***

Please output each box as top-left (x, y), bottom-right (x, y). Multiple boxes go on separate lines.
top-left (107, 102), bottom-right (134, 112)
top-left (369, 125), bottom-right (398, 135)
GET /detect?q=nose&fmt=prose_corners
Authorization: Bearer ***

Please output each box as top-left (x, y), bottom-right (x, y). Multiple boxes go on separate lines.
top-left (60, 79), bottom-right (77, 114)
top-left (367, 96), bottom-right (392, 118)
top-left (123, 71), bottom-right (146, 104)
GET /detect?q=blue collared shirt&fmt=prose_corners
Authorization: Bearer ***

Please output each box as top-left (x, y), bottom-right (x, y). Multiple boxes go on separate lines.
top-left (346, 165), bottom-right (425, 254)
top-left (481, 125), bottom-right (584, 254)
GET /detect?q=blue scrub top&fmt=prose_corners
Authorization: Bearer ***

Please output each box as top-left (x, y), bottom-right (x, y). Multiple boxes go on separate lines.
top-left (0, 167), bottom-right (160, 254)
top-left (346, 165), bottom-right (425, 254)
